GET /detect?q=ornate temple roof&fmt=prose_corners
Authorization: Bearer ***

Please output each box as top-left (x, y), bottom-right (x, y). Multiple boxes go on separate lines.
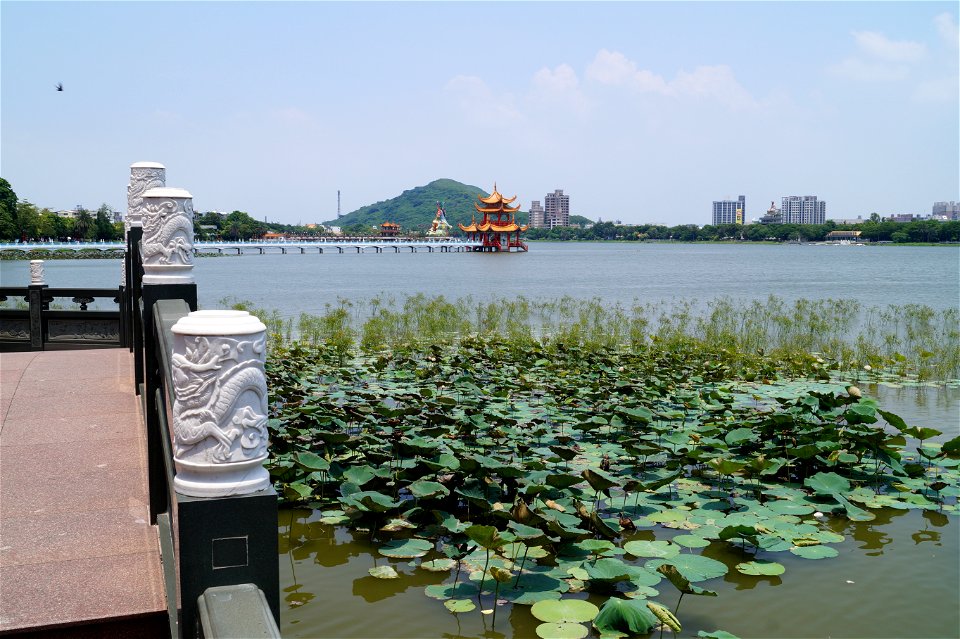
top-left (475, 202), bottom-right (522, 214)
top-left (478, 183), bottom-right (518, 206)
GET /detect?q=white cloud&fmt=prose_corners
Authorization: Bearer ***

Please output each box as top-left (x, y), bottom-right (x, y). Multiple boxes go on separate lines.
top-left (935, 13), bottom-right (959, 48)
top-left (529, 64), bottom-right (592, 116)
top-left (914, 75), bottom-right (959, 102)
top-left (586, 49), bottom-right (753, 109)
top-left (533, 64), bottom-right (579, 92)
top-left (443, 75), bottom-right (522, 127)
top-left (853, 31), bottom-right (927, 62)
top-left (828, 57), bottom-right (910, 82)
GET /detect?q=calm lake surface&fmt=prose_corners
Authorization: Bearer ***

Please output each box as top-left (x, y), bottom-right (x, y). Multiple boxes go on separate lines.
top-left (2, 242), bottom-right (958, 638)
top-left (2, 242), bottom-right (957, 315)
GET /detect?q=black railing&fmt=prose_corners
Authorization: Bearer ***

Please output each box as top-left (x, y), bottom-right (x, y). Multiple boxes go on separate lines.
top-left (0, 285), bottom-right (127, 351)
top-left (134, 236), bottom-right (280, 639)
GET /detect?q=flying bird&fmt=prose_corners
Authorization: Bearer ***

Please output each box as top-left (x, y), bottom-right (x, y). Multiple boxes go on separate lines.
top-left (56, 83), bottom-right (63, 91)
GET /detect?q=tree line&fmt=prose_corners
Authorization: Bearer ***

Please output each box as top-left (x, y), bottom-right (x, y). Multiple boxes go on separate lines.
top-left (525, 219), bottom-right (960, 243)
top-left (0, 178), bottom-right (121, 242)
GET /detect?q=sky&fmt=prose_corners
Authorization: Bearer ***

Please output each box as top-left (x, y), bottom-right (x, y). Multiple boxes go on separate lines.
top-left (1, 2), bottom-right (957, 226)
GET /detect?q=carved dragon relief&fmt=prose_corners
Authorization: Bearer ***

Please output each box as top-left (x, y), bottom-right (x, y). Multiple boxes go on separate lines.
top-left (127, 168), bottom-right (165, 224)
top-left (172, 333), bottom-right (269, 463)
top-left (142, 197), bottom-right (194, 267)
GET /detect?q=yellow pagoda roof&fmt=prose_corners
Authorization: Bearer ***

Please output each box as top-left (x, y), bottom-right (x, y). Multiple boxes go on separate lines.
top-left (478, 183), bottom-right (518, 205)
top-left (475, 202), bottom-right (522, 214)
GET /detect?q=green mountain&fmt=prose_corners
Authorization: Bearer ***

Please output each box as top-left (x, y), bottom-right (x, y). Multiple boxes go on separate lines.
top-left (324, 179), bottom-right (595, 231)
top-left (325, 179), bottom-right (501, 231)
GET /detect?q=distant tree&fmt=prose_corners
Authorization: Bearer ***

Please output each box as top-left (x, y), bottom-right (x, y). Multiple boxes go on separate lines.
top-left (15, 201), bottom-right (40, 240)
top-left (94, 204), bottom-right (116, 240)
top-left (0, 177), bottom-right (18, 240)
top-left (73, 207), bottom-right (94, 240)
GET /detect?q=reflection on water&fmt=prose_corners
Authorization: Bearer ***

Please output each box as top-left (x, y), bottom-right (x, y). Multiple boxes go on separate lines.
top-left (278, 383), bottom-right (958, 638)
top-left (279, 506), bottom-right (958, 638)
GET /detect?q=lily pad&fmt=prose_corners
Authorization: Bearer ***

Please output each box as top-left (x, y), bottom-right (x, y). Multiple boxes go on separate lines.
top-left (736, 560), bottom-right (786, 576)
top-left (790, 545), bottom-right (839, 559)
top-left (593, 597), bottom-right (657, 636)
top-left (444, 599), bottom-right (476, 613)
top-left (378, 538), bottom-right (434, 558)
top-left (671, 534), bottom-right (710, 549)
top-left (646, 554), bottom-right (728, 582)
top-left (531, 599), bottom-right (600, 623)
top-left (368, 565), bottom-right (400, 579)
top-left (623, 540), bottom-right (680, 559)
top-left (536, 622), bottom-right (589, 639)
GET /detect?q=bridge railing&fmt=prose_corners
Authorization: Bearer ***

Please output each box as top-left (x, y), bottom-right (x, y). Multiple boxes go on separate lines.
top-left (128, 174), bottom-right (280, 639)
top-left (0, 262), bottom-right (127, 352)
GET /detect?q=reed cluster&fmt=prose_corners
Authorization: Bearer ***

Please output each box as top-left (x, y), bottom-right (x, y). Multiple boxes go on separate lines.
top-left (220, 294), bottom-right (959, 381)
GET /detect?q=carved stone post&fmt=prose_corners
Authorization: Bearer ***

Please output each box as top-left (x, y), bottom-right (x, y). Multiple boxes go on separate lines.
top-left (27, 261), bottom-right (48, 350)
top-left (29, 260), bottom-right (45, 285)
top-left (141, 187), bottom-right (194, 285)
top-left (170, 310), bottom-right (271, 497)
top-left (127, 161), bottom-right (166, 231)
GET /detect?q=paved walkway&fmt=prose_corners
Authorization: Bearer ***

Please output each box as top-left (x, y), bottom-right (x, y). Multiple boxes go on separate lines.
top-left (0, 349), bottom-right (166, 635)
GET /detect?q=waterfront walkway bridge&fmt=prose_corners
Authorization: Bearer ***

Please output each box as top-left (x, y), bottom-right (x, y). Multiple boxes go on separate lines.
top-left (0, 237), bottom-right (483, 255)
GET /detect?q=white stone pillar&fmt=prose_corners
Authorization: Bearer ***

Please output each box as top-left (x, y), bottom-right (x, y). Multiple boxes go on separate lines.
top-left (170, 310), bottom-right (271, 497)
top-left (141, 187), bottom-right (194, 285)
top-left (29, 260), bottom-right (45, 285)
top-left (127, 161), bottom-right (166, 230)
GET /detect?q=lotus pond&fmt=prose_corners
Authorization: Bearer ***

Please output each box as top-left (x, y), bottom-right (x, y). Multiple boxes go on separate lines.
top-left (264, 303), bottom-right (959, 639)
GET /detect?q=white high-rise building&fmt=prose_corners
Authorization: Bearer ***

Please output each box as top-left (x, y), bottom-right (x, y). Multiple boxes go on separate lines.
top-left (545, 189), bottom-right (570, 228)
top-left (712, 195), bottom-right (745, 225)
top-left (529, 200), bottom-right (545, 228)
top-left (781, 196), bottom-right (826, 224)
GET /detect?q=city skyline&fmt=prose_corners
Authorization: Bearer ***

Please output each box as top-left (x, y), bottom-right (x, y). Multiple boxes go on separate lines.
top-left (1, 2), bottom-right (957, 225)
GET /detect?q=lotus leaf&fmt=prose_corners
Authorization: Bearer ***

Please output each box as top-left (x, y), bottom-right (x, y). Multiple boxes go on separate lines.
top-left (294, 451), bottom-right (330, 471)
top-left (425, 582), bottom-right (479, 600)
top-left (418, 557), bottom-right (457, 572)
top-left (547, 473), bottom-right (585, 490)
top-left (343, 465), bottom-right (377, 486)
top-left (531, 599), bottom-right (600, 623)
top-left (767, 500), bottom-right (816, 516)
top-left (465, 524), bottom-right (505, 550)
top-left (736, 560), bottom-right (786, 576)
top-left (348, 491), bottom-right (403, 513)
top-left (790, 545), bottom-right (839, 559)
top-left (592, 597), bottom-right (658, 636)
top-left (380, 518), bottom-right (417, 531)
top-left (804, 472), bottom-right (851, 496)
top-left (646, 554), bottom-right (728, 582)
top-left (623, 540), bottom-right (680, 559)
top-left (536, 622), bottom-right (589, 639)
top-left (672, 534), bottom-right (710, 548)
top-left (656, 564), bottom-right (717, 596)
top-left (378, 538), bottom-right (434, 558)
top-left (698, 630), bottom-right (742, 639)
top-left (582, 468), bottom-right (619, 493)
top-left (444, 598), bottom-right (476, 613)
top-left (368, 565), bottom-right (400, 579)
top-left (408, 480), bottom-right (450, 499)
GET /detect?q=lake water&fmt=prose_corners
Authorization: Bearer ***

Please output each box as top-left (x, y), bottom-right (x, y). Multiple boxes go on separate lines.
top-left (2, 242), bottom-right (958, 638)
top-left (2, 242), bottom-right (957, 315)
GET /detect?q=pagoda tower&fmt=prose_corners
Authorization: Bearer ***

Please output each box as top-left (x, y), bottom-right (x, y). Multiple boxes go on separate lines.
top-left (458, 183), bottom-right (528, 252)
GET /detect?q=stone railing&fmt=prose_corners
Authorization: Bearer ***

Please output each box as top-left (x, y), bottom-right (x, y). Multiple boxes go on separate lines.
top-left (0, 259), bottom-right (127, 351)
top-left (125, 163), bottom-right (280, 638)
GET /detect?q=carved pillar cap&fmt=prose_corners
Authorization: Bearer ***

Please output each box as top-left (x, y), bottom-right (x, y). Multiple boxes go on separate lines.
top-left (130, 161), bottom-right (166, 169)
top-left (172, 310), bottom-right (266, 336)
top-left (142, 187), bottom-right (192, 199)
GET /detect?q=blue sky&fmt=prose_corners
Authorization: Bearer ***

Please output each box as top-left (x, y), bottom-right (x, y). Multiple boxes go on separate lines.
top-left (1, 1), bottom-right (957, 225)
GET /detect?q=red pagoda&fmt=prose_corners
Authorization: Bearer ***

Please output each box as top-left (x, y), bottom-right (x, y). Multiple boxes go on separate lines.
top-left (458, 184), bottom-right (528, 252)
